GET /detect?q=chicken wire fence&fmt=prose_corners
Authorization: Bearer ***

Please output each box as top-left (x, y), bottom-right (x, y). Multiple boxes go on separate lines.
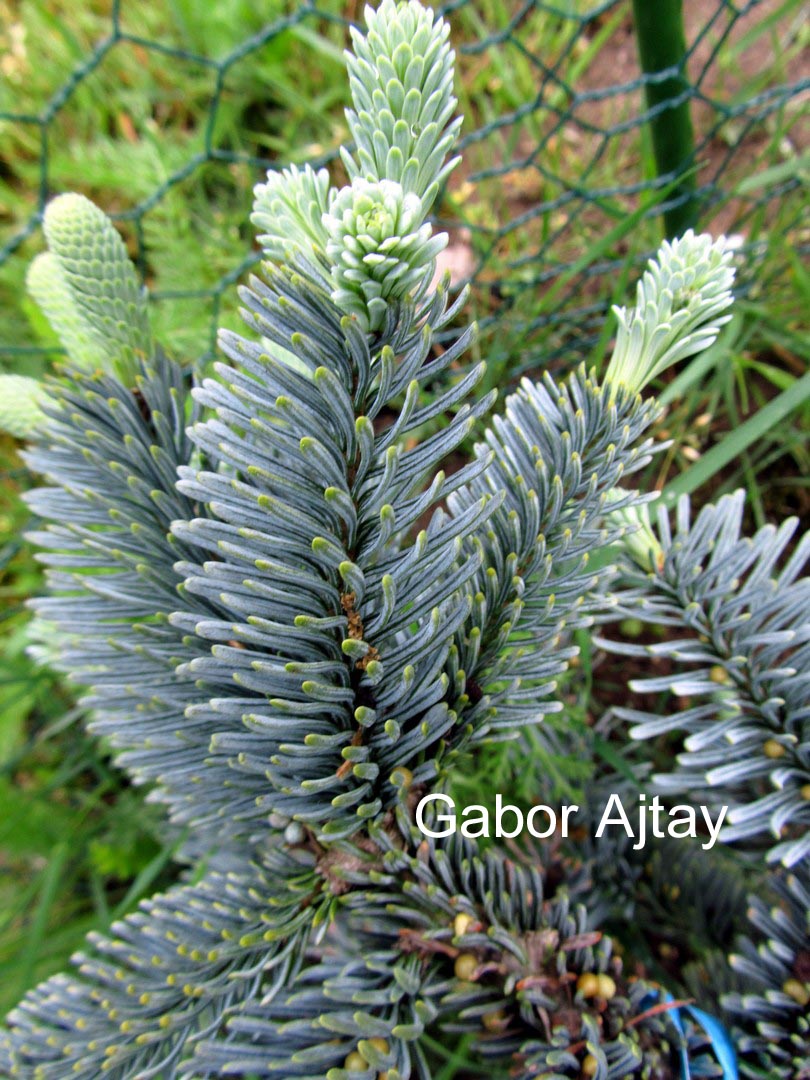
top-left (0, 0), bottom-right (807, 376)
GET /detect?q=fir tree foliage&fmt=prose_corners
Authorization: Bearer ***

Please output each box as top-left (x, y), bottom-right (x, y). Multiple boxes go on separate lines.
top-left (600, 491), bottom-right (810, 867)
top-left (724, 866), bottom-right (810, 1078)
top-left (192, 821), bottom-right (711, 1080)
top-left (3, 2), bottom-right (807, 1079)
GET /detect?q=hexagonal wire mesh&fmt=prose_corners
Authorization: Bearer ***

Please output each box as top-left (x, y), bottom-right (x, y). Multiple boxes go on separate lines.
top-left (0, 0), bottom-right (807, 378)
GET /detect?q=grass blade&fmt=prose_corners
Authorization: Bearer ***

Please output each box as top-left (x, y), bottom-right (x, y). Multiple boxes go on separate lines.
top-left (663, 369), bottom-right (810, 503)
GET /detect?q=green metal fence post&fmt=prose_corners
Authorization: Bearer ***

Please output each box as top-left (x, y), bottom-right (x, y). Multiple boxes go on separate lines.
top-left (632, 0), bottom-right (699, 237)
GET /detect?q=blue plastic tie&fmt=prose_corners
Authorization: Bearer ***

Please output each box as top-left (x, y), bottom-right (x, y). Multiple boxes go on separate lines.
top-left (640, 989), bottom-right (739, 1079)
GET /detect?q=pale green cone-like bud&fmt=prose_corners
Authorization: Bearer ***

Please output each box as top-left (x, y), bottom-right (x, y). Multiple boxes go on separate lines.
top-left (604, 230), bottom-right (736, 395)
top-left (0, 374), bottom-right (48, 438)
top-left (323, 177), bottom-right (447, 332)
top-left (26, 252), bottom-right (107, 371)
top-left (252, 164), bottom-right (333, 265)
top-left (342, 0), bottom-right (461, 212)
top-left (605, 491), bottom-right (664, 573)
top-left (43, 193), bottom-right (152, 385)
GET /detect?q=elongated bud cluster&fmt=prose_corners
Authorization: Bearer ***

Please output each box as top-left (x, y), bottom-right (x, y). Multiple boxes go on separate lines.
top-left (252, 163), bottom-right (333, 264)
top-left (342, 0), bottom-right (461, 211)
top-left (0, 374), bottom-right (47, 437)
top-left (324, 178), bottom-right (446, 331)
top-left (252, 0), bottom-right (460, 333)
top-left (604, 229), bottom-right (736, 393)
top-left (22, 192), bottom-right (153, 396)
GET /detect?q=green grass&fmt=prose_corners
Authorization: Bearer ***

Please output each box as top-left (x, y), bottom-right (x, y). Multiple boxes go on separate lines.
top-left (0, 0), bottom-right (807, 1055)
